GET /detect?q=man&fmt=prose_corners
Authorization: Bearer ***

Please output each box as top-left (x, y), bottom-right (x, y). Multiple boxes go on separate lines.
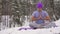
top-left (29, 2), bottom-right (50, 29)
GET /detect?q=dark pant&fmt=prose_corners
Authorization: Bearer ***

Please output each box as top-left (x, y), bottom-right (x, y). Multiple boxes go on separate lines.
top-left (29, 24), bottom-right (37, 29)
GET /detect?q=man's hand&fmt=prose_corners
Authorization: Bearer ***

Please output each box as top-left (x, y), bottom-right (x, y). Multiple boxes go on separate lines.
top-left (37, 15), bottom-right (43, 20)
top-left (37, 16), bottom-right (50, 20)
top-left (31, 15), bottom-right (43, 21)
top-left (32, 15), bottom-right (50, 21)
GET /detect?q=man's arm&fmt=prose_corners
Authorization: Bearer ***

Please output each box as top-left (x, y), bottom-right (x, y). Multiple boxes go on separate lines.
top-left (36, 15), bottom-right (50, 20)
top-left (31, 15), bottom-right (43, 21)
top-left (31, 11), bottom-right (38, 21)
top-left (43, 11), bottom-right (50, 20)
top-left (31, 16), bottom-right (37, 21)
top-left (44, 16), bottom-right (50, 20)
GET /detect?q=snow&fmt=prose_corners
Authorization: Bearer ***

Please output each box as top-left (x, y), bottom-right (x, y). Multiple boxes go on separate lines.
top-left (0, 26), bottom-right (60, 34)
top-left (55, 19), bottom-right (60, 27)
top-left (0, 16), bottom-right (60, 34)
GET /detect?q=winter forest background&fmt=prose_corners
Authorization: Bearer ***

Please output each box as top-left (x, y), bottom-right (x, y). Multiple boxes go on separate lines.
top-left (0, 0), bottom-right (60, 31)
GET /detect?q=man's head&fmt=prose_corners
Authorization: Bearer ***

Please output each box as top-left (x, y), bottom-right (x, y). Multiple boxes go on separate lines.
top-left (36, 2), bottom-right (43, 12)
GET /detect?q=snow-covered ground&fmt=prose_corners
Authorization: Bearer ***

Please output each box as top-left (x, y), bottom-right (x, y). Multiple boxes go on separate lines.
top-left (0, 15), bottom-right (60, 34)
top-left (0, 25), bottom-right (60, 34)
top-left (54, 19), bottom-right (60, 27)
top-left (0, 18), bottom-right (60, 34)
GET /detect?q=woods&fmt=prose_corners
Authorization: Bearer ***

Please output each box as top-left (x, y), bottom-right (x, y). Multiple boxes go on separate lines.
top-left (0, 0), bottom-right (60, 30)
